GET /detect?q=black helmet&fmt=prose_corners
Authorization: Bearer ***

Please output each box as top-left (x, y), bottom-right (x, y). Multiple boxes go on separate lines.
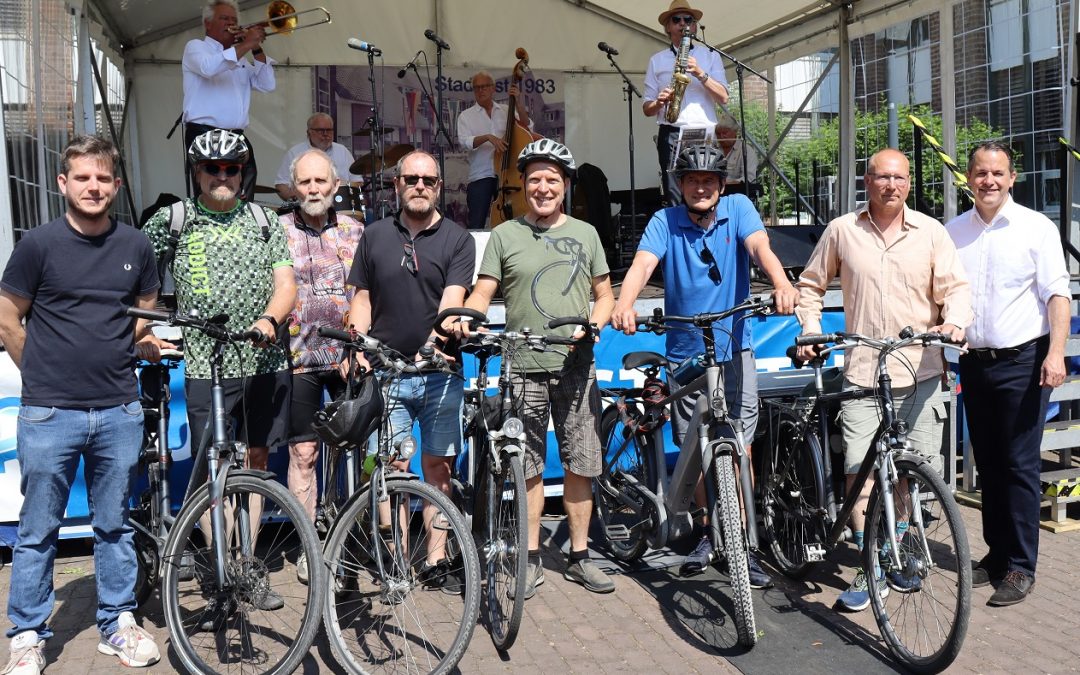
top-left (187, 128), bottom-right (250, 166)
top-left (674, 144), bottom-right (727, 179)
top-left (516, 139), bottom-right (576, 177)
top-left (311, 373), bottom-right (383, 449)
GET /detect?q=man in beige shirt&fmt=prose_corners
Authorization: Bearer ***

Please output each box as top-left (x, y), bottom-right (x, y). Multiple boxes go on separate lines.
top-left (795, 148), bottom-right (972, 612)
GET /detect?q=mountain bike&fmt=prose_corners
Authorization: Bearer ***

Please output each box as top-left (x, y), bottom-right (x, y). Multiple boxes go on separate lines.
top-left (759, 328), bottom-right (971, 673)
top-left (126, 307), bottom-right (325, 675)
top-left (315, 325), bottom-right (481, 675)
top-left (593, 296), bottom-right (773, 648)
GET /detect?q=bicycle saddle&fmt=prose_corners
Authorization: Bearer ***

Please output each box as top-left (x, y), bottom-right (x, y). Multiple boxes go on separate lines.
top-left (622, 351), bottom-right (669, 370)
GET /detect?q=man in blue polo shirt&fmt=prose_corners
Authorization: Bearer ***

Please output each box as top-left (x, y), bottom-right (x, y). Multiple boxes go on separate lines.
top-left (611, 144), bottom-right (797, 588)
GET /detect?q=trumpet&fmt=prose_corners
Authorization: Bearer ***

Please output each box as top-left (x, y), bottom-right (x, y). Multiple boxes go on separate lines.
top-left (230, 1), bottom-right (331, 40)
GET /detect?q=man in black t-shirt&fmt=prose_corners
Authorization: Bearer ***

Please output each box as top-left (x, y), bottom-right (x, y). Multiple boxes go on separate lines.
top-left (347, 150), bottom-right (475, 589)
top-left (0, 136), bottom-right (165, 671)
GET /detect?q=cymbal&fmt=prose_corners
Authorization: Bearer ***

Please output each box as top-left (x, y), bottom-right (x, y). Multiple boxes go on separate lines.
top-left (253, 184), bottom-right (278, 194)
top-left (354, 127), bottom-right (394, 137)
top-left (349, 144), bottom-right (415, 175)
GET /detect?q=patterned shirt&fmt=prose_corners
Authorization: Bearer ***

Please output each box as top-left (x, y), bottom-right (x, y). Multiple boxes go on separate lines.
top-left (280, 211), bottom-right (364, 373)
top-left (144, 199), bottom-right (293, 379)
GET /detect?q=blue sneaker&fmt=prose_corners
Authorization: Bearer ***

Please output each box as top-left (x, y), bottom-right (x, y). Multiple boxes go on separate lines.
top-left (886, 567), bottom-right (923, 593)
top-left (679, 536), bottom-right (713, 577)
top-left (747, 550), bottom-right (774, 589)
top-left (836, 567), bottom-right (889, 612)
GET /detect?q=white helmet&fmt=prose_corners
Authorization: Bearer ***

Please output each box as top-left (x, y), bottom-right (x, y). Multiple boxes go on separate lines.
top-left (516, 139), bottom-right (576, 177)
top-left (187, 128), bottom-right (250, 165)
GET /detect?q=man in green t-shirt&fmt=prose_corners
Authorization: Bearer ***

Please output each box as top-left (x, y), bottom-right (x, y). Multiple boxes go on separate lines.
top-left (464, 139), bottom-right (616, 598)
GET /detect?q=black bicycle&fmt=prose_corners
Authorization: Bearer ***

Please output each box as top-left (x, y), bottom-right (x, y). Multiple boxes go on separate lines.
top-left (759, 328), bottom-right (971, 673)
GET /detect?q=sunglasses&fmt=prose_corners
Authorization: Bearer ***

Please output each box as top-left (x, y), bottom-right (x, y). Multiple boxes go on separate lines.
top-left (401, 241), bottom-right (419, 275)
top-left (400, 174), bottom-right (440, 188)
top-left (699, 243), bottom-right (722, 284)
top-left (671, 14), bottom-right (697, 25)
top-left (199, 163), bottom-right (242, 177)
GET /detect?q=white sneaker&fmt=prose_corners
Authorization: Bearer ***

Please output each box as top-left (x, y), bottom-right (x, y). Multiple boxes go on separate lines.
top-left (297, 551), bottom-right (309, 585)
top-left (96, 611), bottom-right (160, 667)
top-left (1, 631), bottom-right (44, 675)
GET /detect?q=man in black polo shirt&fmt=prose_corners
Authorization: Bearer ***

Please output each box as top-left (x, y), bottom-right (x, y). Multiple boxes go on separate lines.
top-left (0, 136), bottom-right (163, 672)
top-left (346, 150), bottom-right (475, 588)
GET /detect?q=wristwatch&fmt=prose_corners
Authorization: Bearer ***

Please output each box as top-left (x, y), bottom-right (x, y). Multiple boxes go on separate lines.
top-left (258, 314), bottom-right (279, 331)
top-left (699, 72), bottom-right (710, 84)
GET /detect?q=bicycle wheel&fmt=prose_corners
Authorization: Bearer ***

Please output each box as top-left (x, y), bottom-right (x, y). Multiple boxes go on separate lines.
top-left (323, 478), bottom-right (481, 674)
top-left (478, 452), bottom-right (527, 650)
top-left (133, 528), bottom-right (159, 608)
top-left (593, 402), bottom-right (658, 562)
top-left (864, 456), bottom-right (971, 674)
top-left (711, 453), bottom-right (757, 648)
top-left (759, 410), bottom-right (825, 579)
top-left (161, 474), bottom-right (326, 675)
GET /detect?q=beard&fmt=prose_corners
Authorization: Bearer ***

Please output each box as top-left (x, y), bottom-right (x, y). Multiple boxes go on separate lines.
top-left (402, 194), bottom-right (435, 219)
top-left (207, 184), bottom-right (238, 202)
top-left (300, 193), bottom-right (333, 218)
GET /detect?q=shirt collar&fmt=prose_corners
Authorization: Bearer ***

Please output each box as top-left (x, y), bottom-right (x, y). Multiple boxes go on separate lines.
top-left (855, 203), bottom-right (920, 231)
top-left (675, 196), bottom-right (731, 233)
top-left (971, 195), bottom-right (1015, 228)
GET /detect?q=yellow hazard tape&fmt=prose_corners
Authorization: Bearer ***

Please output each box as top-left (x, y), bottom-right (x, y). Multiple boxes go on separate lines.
top-left (1058, 137), bottom-right (1080, 163)
top-left (1043, 478), bottom-right (1080, 498)
top-left (907, 114), bottom-right (974, 200)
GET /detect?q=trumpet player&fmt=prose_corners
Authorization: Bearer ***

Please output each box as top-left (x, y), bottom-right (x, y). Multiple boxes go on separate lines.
top-left (643, 0), bottom-right (728, 207)
top-left (182, 0), bottom-right (276, 201)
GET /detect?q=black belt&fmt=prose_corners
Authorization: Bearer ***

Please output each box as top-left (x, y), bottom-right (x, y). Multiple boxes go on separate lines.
top-left (185, 122), bottom-right (244, 135)
top-left (965, 336), bottom-right (1041, 361)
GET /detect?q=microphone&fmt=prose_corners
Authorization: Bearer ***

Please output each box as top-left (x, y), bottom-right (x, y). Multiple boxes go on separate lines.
top-left (346, 38), bottom-right (381, 55)
top-left (424, 29), bottom-right (450, 50)
top-left (397, 51), bottom-right (424, 79)
top-left (597, 42), bottom-right (619, 56)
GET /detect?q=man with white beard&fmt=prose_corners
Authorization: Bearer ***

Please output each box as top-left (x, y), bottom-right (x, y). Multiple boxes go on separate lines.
top-left (277, 149), bottom-right (364, 583)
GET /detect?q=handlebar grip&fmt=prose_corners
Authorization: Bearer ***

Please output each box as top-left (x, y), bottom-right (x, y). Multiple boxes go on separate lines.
top-left (795, 332), bottom-right (844, 347)
top-left (433, 307), bottom-right (488, 337)
top-left (785, 345), bottom-right (806, 369)
top-left (318, 326), bottom-right (353, 342)
top-left (546, 316), bottom-right (591, 332)
top-left (126, 306), bottom-right (172, 322)
top-left (544, 336), bottom-right (578, 346)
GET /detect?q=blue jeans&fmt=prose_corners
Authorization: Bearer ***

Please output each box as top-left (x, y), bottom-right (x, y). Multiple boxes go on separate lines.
top-left (7, 402), bottom-right (143, 640)
top-left (383, 372), bottom-right (463, 457)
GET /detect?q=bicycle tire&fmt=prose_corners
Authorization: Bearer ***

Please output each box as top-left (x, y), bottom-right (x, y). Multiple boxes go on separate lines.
top-left (593, 402), bottom-right (657, 562)
top-left (479, 453), bottom-right (527, 651)
top-left (864, 456), bottom-right (971, 674)
top-left (160, 474), bottom-right (326, 675)
top-left (712, 453), bottom-right (757, 648)
top-left (759, 410), bottom-right (825, 579)
top-left (322, 477), bottom-right (481, 674)
top-left (133, 528), bottom-right (159, 608)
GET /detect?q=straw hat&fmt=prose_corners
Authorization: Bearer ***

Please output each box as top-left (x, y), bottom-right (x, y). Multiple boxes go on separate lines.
top-left (658, 0), bottom-right (703, 26)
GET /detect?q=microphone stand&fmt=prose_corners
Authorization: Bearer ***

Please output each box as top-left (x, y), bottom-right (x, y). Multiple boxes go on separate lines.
top-left (406, 64), bottom-right (454, 199)
top-left (604, 51), bottom-right (641, 254)
top-left (432, 40), bottom-right (449, 213)
top-left (364, 50), bottom-right (386, 219)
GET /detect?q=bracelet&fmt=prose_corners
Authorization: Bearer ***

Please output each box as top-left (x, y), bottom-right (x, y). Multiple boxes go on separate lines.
top-left (258, 314), bottom-right (279, 331)
top-left (252, 48), bottom-right (264, 56)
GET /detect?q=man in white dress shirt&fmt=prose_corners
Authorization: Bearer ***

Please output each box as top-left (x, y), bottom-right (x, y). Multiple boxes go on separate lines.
top-left (456, 71), bottom-right (531, 229)
top-left (946, 140), bottom-right (1070, 607)
top-left (182, 0), bottom-right (275, 200)
top-left (643, 0), bottom-right (729, 207)
top-left (274, 113), bottom-right (363, 202)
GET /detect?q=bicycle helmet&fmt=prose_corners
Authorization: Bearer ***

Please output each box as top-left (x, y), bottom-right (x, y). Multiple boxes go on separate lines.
top-left (674, 144), bottom-right (727, 179)
top-left (516, 139), bottom-right (576, 177)
top-left (311, 372), bottom-right (383, 449)
top-left (187, 128), bottom-right (250, 166)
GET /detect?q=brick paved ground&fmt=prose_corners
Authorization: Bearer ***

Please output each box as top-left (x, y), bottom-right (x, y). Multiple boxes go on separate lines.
top-left (1, 502), bottom-right (1077, 674)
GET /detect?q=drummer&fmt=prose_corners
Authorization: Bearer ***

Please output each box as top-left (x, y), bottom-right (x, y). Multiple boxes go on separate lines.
top-left (275, 112), bottom-right (364, 201)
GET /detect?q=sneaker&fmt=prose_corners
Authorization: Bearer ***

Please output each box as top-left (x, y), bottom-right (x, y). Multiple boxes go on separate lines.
top-left (679, 536), bottom-right (714, 577)
top-left (297, 552), bottom-right (309, 585)
top-left (564, 557), bottom-right (615, 594)
top-left (1, 631), bottom-right (44, 675)
top-left (198, 596), bottom-right (236, 632)
top-left (747, 550), bottom-right (774, 590)
top-left (987, 570), bottom-right (1035, 607)
top-left (881, 545), bottom-right (922, 593)
top-left (254, 588), bottom-right (284, 611)
top-left (417, 559), bottom-right (465, 596)
top-left (509, 561), bottom-right (545, 600)
top-left (835, 567), bottom-right (889, 612)
top-left (97, 611), bottom-right (160, 668)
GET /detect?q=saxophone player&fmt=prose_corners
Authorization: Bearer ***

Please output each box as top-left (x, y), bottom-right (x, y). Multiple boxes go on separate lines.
top-left (644, 0), bottom-right (729, 206)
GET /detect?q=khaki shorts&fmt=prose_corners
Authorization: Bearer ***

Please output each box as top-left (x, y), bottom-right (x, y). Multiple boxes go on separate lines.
top-left (839, 376), bottom-right (946, 475)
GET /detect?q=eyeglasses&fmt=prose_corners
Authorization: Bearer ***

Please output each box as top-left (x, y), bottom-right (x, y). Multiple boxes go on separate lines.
top-left (869, 173), bottom-right (909, 186)
top-left (400, 174), bottom-right (440, 188)
top-left (699, 243), bottom-right (722, 284)
top-left (308, 127), bottom-right (334, 134)
top-left (474, 83), bottom-right (494, 90)
top-left (199, 163), bottom-right (242, 177)
top-left (401, 241), bottom-right (419, 275)
top-left (671, 15), bottom-right (697, 25)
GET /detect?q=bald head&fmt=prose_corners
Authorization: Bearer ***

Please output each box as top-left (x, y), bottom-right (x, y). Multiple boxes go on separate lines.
top-left (864, 148), bottom-right (911, 215)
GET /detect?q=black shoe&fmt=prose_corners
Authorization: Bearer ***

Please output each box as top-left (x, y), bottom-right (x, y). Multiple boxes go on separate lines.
top-left (971, 558), bottom-right (1004, 588)
top-left (987, 570), bottom-right (1034, 606)
top-left (417, 559), bottom-right (462, 595)
top-left (198, 596), bottom-right (236, 632)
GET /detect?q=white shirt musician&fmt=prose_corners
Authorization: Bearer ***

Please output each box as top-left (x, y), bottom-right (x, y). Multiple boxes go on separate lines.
top-left (275, 113), bottom-right (364, 201)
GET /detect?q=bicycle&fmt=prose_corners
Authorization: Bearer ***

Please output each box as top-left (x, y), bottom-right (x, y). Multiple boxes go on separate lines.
top-left (125, 307), bottom-right (325, 675)
top-left (434, 307), bottom-right (594, 651)
top-left (758, 328), bottom-right (971, 673)
top-left (593, 296), bottom-right (774, 648)
top-left (315, 324), bottom-right (482, 675)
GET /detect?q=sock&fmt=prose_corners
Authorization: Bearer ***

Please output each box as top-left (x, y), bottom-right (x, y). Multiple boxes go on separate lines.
top-left (853, 530), bottom-right (864, 552)
top-left (528, 548), bottom-right (541, 566)
top-left (895, 521), bottom-right (909, 541)
top-left (568, 548), bottom-right (590, 563)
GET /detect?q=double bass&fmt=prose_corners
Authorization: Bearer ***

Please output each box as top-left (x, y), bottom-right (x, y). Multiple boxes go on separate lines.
top-left (489, 47), bottom-right (538, 227)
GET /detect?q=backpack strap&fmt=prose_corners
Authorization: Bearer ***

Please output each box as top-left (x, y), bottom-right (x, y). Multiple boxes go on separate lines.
top-left (159, 201), bottom-right (187, 303)
top-left (247, 202), bottom-right (272, 242)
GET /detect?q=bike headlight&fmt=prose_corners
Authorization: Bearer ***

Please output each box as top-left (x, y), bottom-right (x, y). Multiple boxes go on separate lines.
top-left (502, 416), bottom-right (524, 440)
top-left (397, 435), bottom-right (418, 461)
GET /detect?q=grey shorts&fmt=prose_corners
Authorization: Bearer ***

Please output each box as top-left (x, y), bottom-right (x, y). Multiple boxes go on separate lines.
top-left (509, 362), bottom-right (603, 480)
top-left (839, 375), bottom-right (947, 475)
top-left (669, 350), bottom-right (759, 448)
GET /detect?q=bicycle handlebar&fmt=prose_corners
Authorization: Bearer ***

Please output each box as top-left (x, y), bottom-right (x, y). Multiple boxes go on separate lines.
top-left (432, 307), bottom-right (488, 338)
top-left (633, 296), bottom-right (773, 334)
top-left (544, 316), bottom-right (597, 345)
top-left (789, 327), bottom-right (967, 367)
top-left (126, 307), bottom-right (267, 345)
top-left (317, 326), bottom-right (455, 376)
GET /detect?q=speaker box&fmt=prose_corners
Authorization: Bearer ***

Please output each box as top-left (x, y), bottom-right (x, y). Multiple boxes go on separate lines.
top-left (766, 224), bottom-right (826, 273)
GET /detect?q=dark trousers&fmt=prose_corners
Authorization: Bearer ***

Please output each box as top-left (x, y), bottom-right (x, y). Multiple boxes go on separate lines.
top-left (959, 335), bottom-right (1050, 577)
top-left (184, 122), bottom-right (258, 202)
top-left (656, 124), bottom-right (682, 207)
top-left (466, 177), bottom-right (498, 229)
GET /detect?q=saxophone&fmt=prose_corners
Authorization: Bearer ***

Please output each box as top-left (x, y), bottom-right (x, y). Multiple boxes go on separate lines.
top-left (664, 27), bottom-right (692, 124)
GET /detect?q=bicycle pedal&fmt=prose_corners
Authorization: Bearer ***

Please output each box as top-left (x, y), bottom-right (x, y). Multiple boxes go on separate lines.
top-left (804, 543), bottom-right (826, 562)
top-left (604, 524), bottom-right (632, 542)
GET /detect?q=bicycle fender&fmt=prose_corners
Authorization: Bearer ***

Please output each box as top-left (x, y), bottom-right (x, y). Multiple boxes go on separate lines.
top-left (228, 468), bottom-right (277, 482)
